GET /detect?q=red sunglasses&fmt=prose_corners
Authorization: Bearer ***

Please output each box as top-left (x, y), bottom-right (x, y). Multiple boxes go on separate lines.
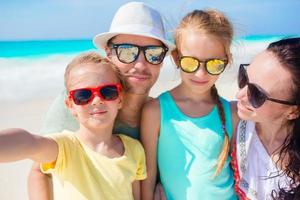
top-left (69, 83), bottom-right (121, 105)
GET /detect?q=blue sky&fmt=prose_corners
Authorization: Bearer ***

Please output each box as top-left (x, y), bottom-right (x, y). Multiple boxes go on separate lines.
top-left (1, 0), bottom-right (300, 41)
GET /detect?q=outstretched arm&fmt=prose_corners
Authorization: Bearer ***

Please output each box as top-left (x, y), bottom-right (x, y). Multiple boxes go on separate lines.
top-left (0, 128), bottom-right (58, 164)
top-left (141, 99), bottom-right (161, 200)
top-left (28, 92), bottom-right (77, 200)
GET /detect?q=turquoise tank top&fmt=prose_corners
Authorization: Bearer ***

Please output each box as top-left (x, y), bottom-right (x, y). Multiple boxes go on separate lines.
top-left (157, 91), bottom-right (237, 200)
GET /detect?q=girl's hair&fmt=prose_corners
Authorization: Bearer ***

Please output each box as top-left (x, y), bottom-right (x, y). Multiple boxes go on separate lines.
top-left (174, 9), bottom-right (234, 176)
top-left (174, 9), bottom-right (234, 63)
top-left (267, 38), bottom-right (300, 200)
top-left (64, 51), bottom-right (126, 90)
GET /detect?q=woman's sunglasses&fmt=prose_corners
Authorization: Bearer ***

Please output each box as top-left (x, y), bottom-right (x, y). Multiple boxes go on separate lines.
top-left (108, 42), bottom-right (168, 65)
top-left (69, 83), bottom-right (121, 105)
top-left (179, 56), bottom-right (227, 75)
top-left (238, 64), bottom-right (298, 108)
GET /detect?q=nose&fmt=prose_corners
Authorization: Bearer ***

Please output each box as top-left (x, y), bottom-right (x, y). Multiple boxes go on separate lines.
top-left (194, 63), bottom-right (207, 77)
top-left (133, 51), bottom-right (148, 70)
top-left (91, 92), bottom-right (104, 105)
top-left (236, 85), bottom-right (247, 102)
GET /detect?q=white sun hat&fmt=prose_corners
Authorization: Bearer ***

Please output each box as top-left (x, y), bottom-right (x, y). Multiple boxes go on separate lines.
top-left (93, 1), bottom-right (175, 52)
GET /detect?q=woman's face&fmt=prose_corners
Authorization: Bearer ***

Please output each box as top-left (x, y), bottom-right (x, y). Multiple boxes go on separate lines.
top-left (177, 32), bottom-right (227, 95)
top-left (236, 50), bottom-right (295, 124)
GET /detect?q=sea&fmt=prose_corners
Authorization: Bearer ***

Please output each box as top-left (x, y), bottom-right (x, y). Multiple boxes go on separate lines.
top-left (0, 35), bottom-right (298, 103)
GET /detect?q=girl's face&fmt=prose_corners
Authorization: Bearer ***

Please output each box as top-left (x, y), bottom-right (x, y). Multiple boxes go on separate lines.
top-left (236, 51), bottom-right (295, 124)
top-left (177, 32), bottom-right (227, 94)
top-left (66, 63), bottom-right (122, 130)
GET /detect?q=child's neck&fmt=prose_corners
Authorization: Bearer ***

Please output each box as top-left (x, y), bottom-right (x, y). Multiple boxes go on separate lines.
top-left (76, 125), bottom-right (124, 158)
top-left (177, 83), bottom-right (213, 103)
top-left (116, 92), bottom-right (148, 127)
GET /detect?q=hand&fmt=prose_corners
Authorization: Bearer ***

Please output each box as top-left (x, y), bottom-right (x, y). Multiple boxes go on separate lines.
top-left (154, 182), bottom-right (166, 200)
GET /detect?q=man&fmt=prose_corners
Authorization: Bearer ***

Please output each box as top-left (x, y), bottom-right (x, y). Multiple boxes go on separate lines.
top-left (28, 2), bottom-right (174, 199)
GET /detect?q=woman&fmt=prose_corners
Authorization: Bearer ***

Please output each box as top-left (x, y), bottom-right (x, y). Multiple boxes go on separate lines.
top-left (232, 37), bottom-right (300, 200)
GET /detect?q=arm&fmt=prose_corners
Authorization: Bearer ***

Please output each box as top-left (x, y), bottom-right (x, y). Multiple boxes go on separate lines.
top-left (230, 101), bottom-right (239, 150)
top-left (132, 180), bottom-right (141, 200)
top-left (28, 163), bottom-right (53, 200)
top-left (0, 128), bottom-right (58, 163)
top-left (141, 99), bottom-right (161, 200)
top-left (28, 92), bottom-right (77, 200)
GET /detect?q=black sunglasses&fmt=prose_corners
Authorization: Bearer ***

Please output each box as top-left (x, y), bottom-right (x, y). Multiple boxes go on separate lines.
top-left (238, 64), bottom-right (298, 108)
top-left (108, 42), bottom-right (168, 65)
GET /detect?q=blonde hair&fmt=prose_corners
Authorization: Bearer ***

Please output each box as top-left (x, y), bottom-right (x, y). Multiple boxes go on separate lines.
top-left (174, 10), bottom-right (234, 176)
top-left (64, 52), bottom-right (126, 90)
top-left (174, 9), bottom-right (233, 63)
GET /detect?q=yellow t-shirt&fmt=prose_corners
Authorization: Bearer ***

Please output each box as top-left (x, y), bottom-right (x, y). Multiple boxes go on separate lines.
top-left (41, 130), bottom-right (147, 200)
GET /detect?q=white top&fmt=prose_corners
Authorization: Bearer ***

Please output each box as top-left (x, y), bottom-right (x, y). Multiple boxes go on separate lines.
top-left (236, 120), bottom-right (290, 200)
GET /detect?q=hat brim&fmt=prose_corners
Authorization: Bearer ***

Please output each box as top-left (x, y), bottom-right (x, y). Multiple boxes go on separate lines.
top-left (93, 32), bottom-right (175, 55)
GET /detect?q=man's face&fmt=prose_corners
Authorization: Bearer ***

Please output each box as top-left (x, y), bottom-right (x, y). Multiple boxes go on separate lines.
top-left (106, 34), bottom-right (165, 95)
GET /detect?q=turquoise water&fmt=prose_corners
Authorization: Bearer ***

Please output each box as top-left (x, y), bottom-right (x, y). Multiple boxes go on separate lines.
top-left (0, 39), bottom-right (97, 58)
top-left (239, 34), bottom-right (300, 42)
top-left (1, 35), bottom-right (299, 58)
top-left (0, 35), bottom-right (296, 102)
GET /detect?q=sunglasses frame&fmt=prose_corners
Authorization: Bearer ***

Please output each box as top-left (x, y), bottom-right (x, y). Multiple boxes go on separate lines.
top-left (239, 64), bottom-right (298, 108)
top-left (179, 56), bottom-right (228, 75)
top-left (108, 42), bottom-right (168, 65)
top-left (69, 83), bottom-right (122, 105)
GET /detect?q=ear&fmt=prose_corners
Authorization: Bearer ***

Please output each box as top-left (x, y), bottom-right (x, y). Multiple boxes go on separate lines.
top-left (65, 98), bottom-right (78, 118)
top-left (105, 46), bottom-right (112, 57)
top-left (117, 93), bottom-right (123, 110)
top-left (286, 106), bottom-right (300, 120)
top-left (171, 49), bottom-right (180, 68)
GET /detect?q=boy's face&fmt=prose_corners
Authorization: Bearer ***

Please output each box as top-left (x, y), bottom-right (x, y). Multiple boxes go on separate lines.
top-left (106, 34), bottom-right (164, 95)
top-left (66, 63), bottom-right (122, 130)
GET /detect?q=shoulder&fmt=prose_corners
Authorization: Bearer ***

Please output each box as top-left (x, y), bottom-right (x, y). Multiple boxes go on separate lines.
top-left (119, 134), bottom-right (145, 156)
top-left (229, 101), bottom-right (239, 127)
top-left (144, 97), bottom-right (160, 111)
top-left (46, 130), bottom-right (78, 146)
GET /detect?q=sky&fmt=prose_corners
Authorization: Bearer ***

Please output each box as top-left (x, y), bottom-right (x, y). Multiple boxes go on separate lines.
top-left (1, 0), bottom-right (300, 41)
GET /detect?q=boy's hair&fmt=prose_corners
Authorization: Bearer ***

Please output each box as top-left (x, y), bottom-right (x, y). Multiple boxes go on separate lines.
top-left (64, 52), bottom-right (126, 90)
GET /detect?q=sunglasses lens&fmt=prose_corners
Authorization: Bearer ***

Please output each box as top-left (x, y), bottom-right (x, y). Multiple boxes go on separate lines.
top-left (72, 89), bottom-right (92, 105)
top-left (116, 44), bottom-right (139, 63)
top-left (145, 46), bottom-right (166, 65)
top-left (206, 59), bottom-right (226, 75)
top-left (180, 57), bottom-right (199, 73)
top-left (100, 85), bottom-right (119, 100)
top-left (248, 84), bottom-right (267, 108)
top-left (238, 65), bottom-right (248, 89)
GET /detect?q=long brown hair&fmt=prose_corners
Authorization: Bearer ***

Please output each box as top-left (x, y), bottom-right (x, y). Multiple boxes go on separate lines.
top-left (267, 38), bottom-right (300, 200)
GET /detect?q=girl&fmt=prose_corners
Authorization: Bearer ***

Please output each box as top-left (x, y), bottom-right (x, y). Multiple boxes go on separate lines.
top-left (0, 52), bottom-right (146, 200)
top-left (141, 10), bottom-right (238, 199)
top-left (233, 38), bottom-right (300, 200)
